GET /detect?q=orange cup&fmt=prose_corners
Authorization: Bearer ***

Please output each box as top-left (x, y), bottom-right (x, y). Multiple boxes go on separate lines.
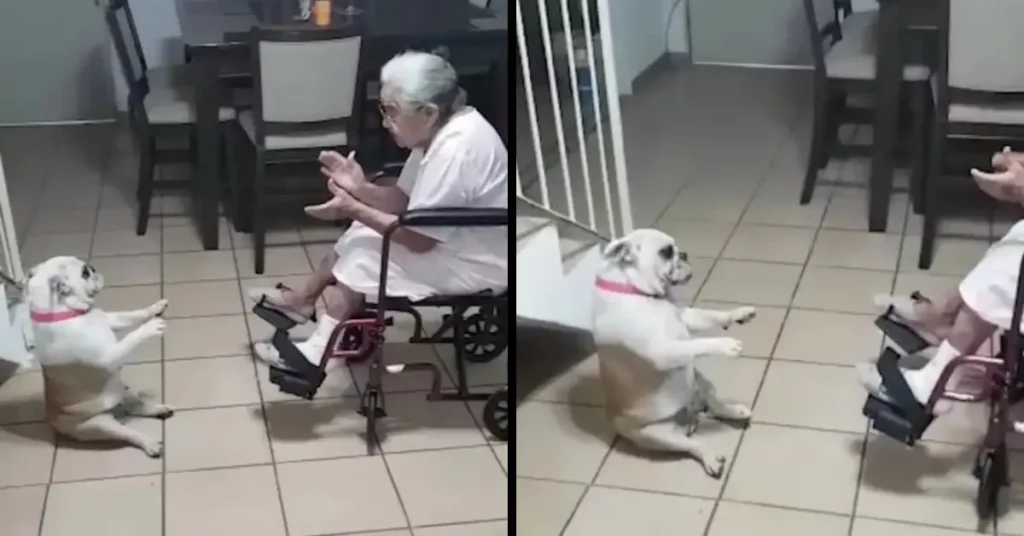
top-left (314, 0), bottom-right (332, 26)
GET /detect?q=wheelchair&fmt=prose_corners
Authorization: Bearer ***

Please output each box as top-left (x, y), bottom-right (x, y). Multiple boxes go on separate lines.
top-left (253, 206), bottom-right (510, 453)
top-left (862, 255), bottom-right (1024, 526)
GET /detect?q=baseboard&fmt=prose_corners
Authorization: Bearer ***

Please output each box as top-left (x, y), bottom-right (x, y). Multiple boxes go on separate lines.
top-left (691, 61), bottom-right (813, 71)
top-left (668, 52), bottom-right (692, 66)
top-left (632, 52), bottom-right (681, 92)
top-left (0, 118), bottom-right (117, 128)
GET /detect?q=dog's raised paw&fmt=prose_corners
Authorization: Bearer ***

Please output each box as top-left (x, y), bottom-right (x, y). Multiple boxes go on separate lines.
top-left (140, 318), bottom-right (167, 338)
top-left (148, 299), bottom-right (169, 317)
top-left (712, 337), bottom-right (743, 357)
top-left (142, 440), bottom-right (164, 458)
top-left (731, 306), bottom-right (756, 325)
top-left (705, 456), bottom-right (727, 479)
top-left (153, 405), bottom-right (175, 420)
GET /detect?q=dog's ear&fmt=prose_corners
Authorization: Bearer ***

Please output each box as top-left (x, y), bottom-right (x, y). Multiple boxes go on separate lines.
top-left (603, 238), bottom-right (636, 264)
top-left (48, 274), bottom-right (71, 298)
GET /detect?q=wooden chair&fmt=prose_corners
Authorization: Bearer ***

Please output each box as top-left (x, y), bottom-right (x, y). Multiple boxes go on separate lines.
top-left (918, 0), bottom-right (1024, 269)
top-left (105, 0), bottom-right (239, 236)
top-left (799, 0), bottom-right (933, 207)
top-left (237, 26), bottom-right (365, 274)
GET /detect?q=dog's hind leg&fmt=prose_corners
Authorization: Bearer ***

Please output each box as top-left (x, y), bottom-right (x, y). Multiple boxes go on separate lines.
top-left (699, 372), bottom-right (752, 423)
top-left (123, 390), bottom-right (174, 420)
top-left (61, 413), bottom-right (164, 458)
top-left (105, 299), bottom-right (169, 330)
top-left (625, 421), bottom-right (727, 478)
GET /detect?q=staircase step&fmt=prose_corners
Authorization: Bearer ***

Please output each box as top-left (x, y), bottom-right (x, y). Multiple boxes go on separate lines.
top-left (559, 235), bottom-right (593, 262)
top-left (516, 216), bottom-right (554, 240)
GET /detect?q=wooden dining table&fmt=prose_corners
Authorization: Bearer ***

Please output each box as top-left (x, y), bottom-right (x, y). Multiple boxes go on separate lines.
top-left (174, 0), bottom-right (509, 250)
top-left (868, 0), bottom-right (939, 232)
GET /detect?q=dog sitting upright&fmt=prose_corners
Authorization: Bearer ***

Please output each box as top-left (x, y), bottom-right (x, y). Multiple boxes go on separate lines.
top-left (593, 229), bottom-right (756, 478)
top-left (26, 256), bottom-right (172, 457)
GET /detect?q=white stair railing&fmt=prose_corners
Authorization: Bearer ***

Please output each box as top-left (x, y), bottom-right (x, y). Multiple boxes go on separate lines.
top-left (0, 153), bottom-right (34, 370)
top-left (514, 0), bottom-right (632, 239)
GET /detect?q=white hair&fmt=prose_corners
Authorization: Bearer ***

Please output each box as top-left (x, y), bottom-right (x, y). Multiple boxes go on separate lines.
top-left (379, 51), bottom-right (467, 114)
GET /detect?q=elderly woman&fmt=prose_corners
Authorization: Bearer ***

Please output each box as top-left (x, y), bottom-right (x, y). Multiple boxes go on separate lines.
top-left (859, 148), bottom-right (1024, 415)
top-left (247, 51), bottom-right (508, 367)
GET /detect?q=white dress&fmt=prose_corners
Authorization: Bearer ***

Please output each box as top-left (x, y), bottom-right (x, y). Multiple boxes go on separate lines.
top-left (960, 220), bottom-right (1024, 331)
top-left (331, 107), bottom-right (508, 301)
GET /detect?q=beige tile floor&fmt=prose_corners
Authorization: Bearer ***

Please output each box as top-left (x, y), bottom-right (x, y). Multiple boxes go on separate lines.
top-left (516, 65), bottom-right (1024, 535)
top-left (1, 64), bottom-right (1020, 536)
top-left (0, 126), bottom-right (508, 535)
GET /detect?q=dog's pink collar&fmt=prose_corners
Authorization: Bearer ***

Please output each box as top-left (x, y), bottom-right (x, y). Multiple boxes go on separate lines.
top-left (595, 278), bottom-right (660, 298)
top-left (31, 308), bottom-right (88, 324)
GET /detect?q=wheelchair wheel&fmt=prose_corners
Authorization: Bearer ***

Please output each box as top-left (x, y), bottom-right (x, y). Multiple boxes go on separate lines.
top-left (462, 308), bottom-right (508, 364)
top-left (360, 388), bottom-right (386, 454)
top-left (975, 445), bottom-right (1008, 521)
top-left (483, 387), bottom-right (509, 442)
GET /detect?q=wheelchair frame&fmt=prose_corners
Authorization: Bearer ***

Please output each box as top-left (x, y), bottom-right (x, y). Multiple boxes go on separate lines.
top-left (863, 254), bottom-right (1024, 527)
top-left (255, 205), bottom-right (510, 454)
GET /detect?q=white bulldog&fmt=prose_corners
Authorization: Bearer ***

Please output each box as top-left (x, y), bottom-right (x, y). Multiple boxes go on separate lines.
top-left (26, 256), bottom-right (171, 457)
top-left (593, 229), bottom-right (756, 478)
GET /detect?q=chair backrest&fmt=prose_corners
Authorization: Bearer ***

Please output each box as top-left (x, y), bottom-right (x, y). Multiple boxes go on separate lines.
top-left (105, 0), bottom-right (150, 100)
top-left (948, 0), bottom-right (1024, 93)
top-left (253, 26), bottom-right (363, 124)
top-left (801, 0), bottom-right (844, 74)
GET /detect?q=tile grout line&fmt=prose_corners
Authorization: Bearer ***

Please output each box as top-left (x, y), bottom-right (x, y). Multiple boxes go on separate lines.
top-left (158, 162), bottom-right (169, 536)
top-left (228, 218), bottom-right (296, 536)
top-left (697, 113), bottom-right (839, 536)
top-left (42, 127), bottom-right (117, 536)
top-left (0, 444), bottom-right (500, 491)
top-left (299, 237), bottom-right (414, 531)
top-left (422, 327), bottom-right (509, 472)
top-left (302, 238), bottom-right (502, 525)
top-left (548, 149), bottom-right (786, 534)
top-left (35, 127), bottom-right (116, 536)
top-left (846, 147), bottom-right (913, 536)
top-left (18, 129), bottom-right (64, 245)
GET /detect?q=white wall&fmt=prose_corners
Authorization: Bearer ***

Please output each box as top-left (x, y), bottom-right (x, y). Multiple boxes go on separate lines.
top-left (607, 0), bottom-right (686, 95)
top-left (665, 0), bottom-right (688, 54)
top-left (111, 2), bottom-right (184, 111)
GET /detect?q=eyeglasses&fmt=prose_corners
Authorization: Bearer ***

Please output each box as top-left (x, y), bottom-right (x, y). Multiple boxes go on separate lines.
top-left (378, 103), bottom-right (399, 119)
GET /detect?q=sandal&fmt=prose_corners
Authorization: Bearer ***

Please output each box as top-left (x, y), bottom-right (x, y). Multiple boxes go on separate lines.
top-left (246, 283), bottom-right (317, 325)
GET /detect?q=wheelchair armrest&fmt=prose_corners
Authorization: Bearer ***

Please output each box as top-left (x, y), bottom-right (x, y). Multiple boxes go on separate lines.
top-left (374, 207), bottom-right (507, 325)
top-left (371, 162), bottom-right (407, 182)
top-left (398, 207), bottom-right (509, 228)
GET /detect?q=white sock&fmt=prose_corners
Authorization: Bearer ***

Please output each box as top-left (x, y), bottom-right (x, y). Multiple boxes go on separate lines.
top-left (904, 340), bottom-right (960, 413)
top-left (295, 314), bottom-right (341, 366)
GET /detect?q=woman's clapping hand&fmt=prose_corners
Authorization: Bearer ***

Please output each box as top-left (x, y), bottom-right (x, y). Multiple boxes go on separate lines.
top-left (319, 150), bottom-right (367, 194)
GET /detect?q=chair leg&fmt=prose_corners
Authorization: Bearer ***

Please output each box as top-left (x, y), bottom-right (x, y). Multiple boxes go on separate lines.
top-left (232, 139), bottom-right (255, 234)
top-left (801, 82), bottom-right (830, 205)
top-left (822, 91), bottom-right (846, 168)
top-left (910, 83), bottom-right (932, 216)
top-left (253, 151), bottom-right (266, 275)
top-left (135, 138), bottom-right (156, 236)
top-left (221, 123), bottom-right (240, 228)
top-left (918, 118), bottom-right (944, 270)
top-left (188, 131), bottom-right (198, 171)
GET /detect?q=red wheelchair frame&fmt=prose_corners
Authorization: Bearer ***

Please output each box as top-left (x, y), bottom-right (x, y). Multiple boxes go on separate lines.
top-left (255, 206), bottom-right (510, 453)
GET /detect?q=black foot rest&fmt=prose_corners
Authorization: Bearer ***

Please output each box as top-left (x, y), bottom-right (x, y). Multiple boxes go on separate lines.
top-left (862, 347), bottom-right (934, 446)
top-left (267, 330), bottom-right (326, 401)
top-left (875, 309), bottom-right (931, 355)
top-left (253, 300), bottom-right (300, 331)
